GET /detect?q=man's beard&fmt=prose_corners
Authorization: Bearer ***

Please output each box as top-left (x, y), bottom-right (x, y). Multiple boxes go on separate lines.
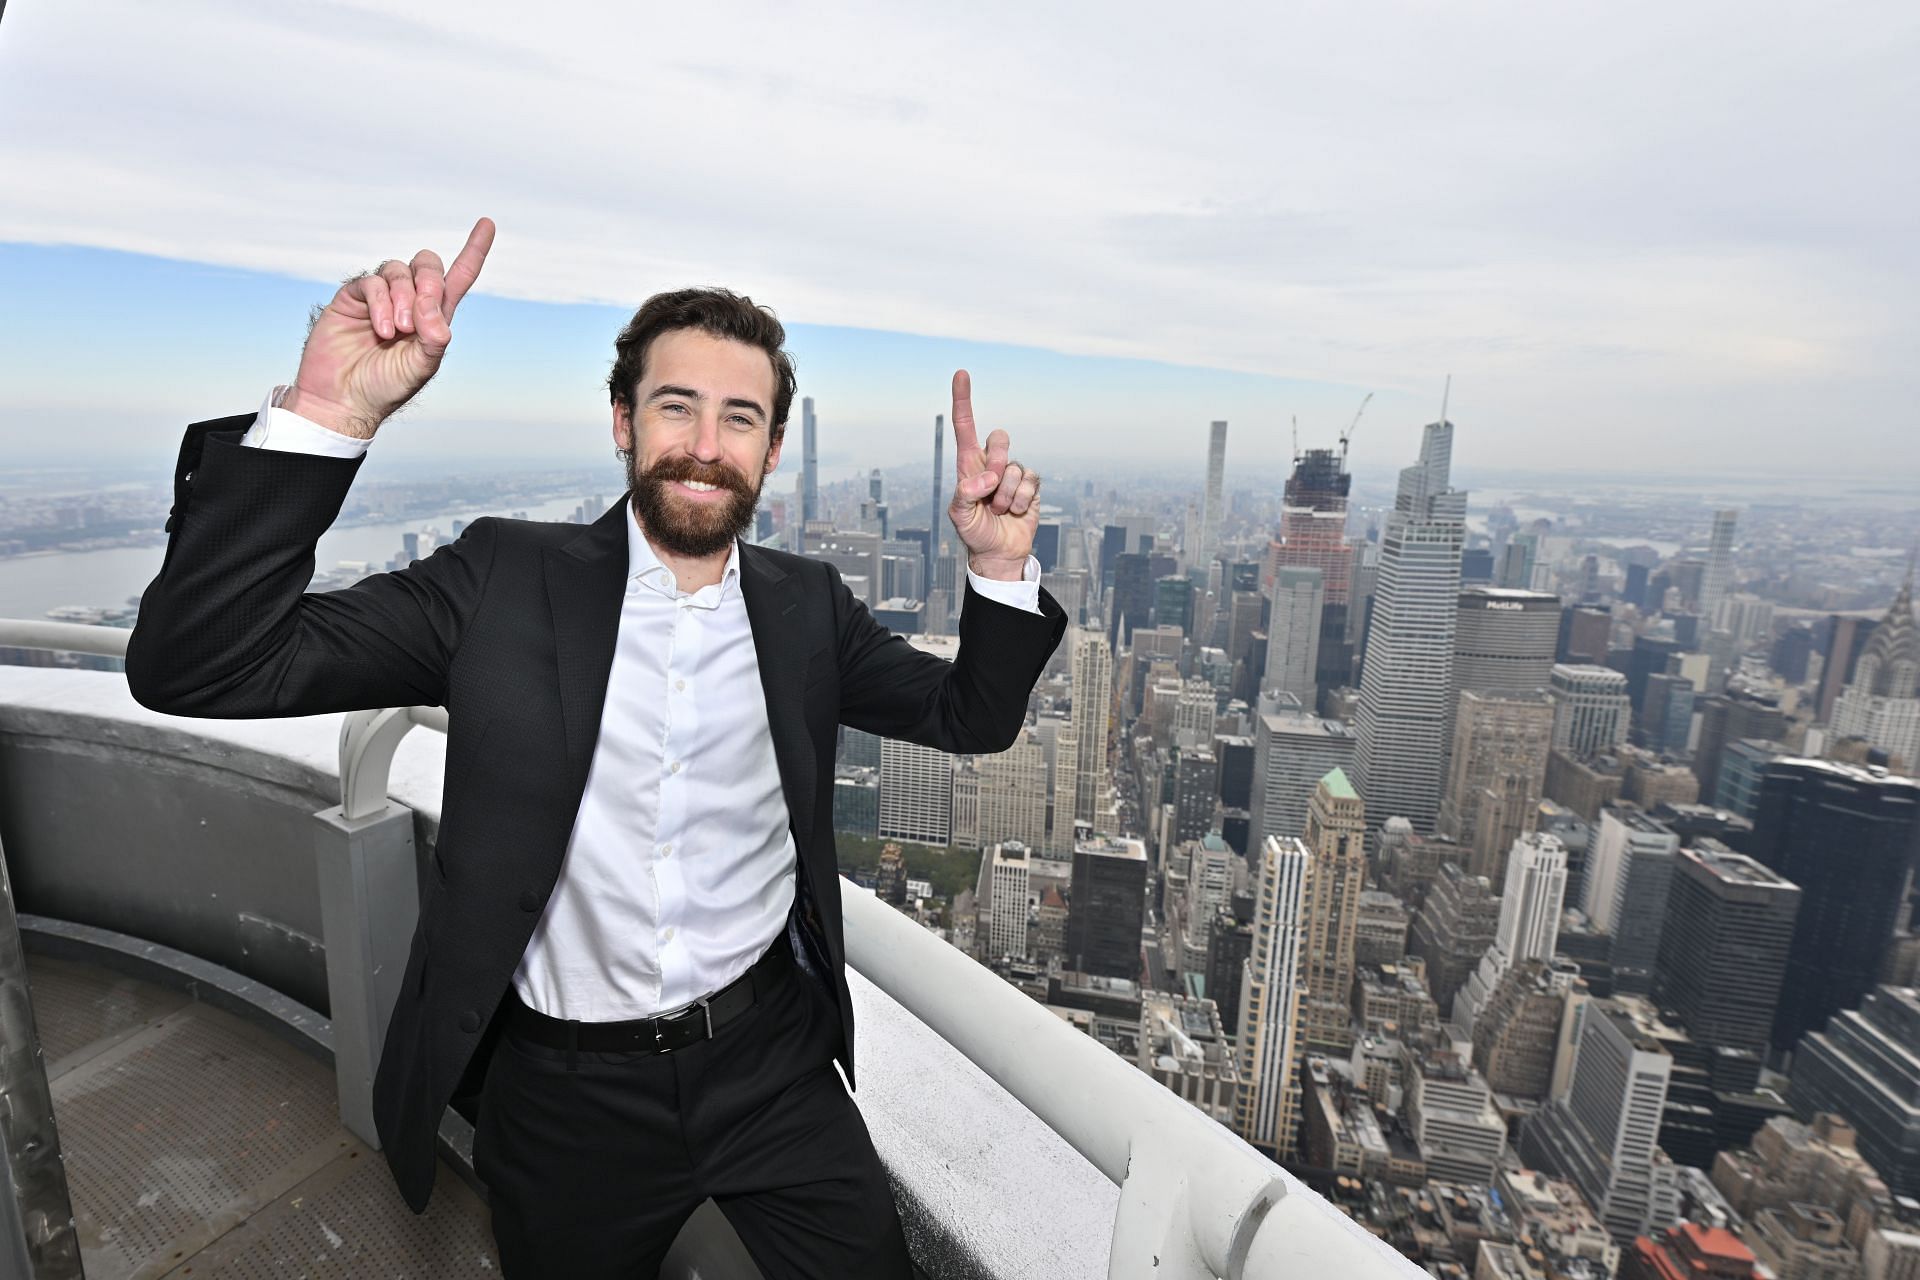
top-left (628, 451), bottom-right (762, 560)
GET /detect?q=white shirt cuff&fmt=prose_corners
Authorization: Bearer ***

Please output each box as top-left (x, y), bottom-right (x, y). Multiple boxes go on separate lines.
top-left (965, 555), bottom-right (1043, 615)
top-left (238, 385), bottom-right (374, 458)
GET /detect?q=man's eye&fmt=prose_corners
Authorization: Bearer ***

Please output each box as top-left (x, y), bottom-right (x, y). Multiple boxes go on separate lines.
top-left (661, 403), bottom-right (690, 415)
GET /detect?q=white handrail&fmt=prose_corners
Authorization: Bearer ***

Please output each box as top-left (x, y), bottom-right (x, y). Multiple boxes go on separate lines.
top-left (0, 620), bottom-right (1421, 1279)
top-left (0, 619), bottom-right (130, 658)
top-left (337, 706), bottom-right (444, 820)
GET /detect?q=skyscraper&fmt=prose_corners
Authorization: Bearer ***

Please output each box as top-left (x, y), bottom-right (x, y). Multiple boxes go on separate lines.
top-left (984, 841), bottom-right (1032, 962)
top-left (1070, 629), bottom-right (1114, 829)
top-left (1408, 861), bottom-right (1502, 1012)
top-left (1500, 531), bottom-right (1541, 591)
top-left (1353, 418), bottom-right (1468, 833)
top-left (1065, 835), bottom-right (1148, 979)
top-left (1519, 1000), bottom-right (1682, 1244)
top-left (1651, 843), bottom-right (1799, 1055)
top-left (1264, 566), bottom-right (1324, 709)
top-left (1454, 588), bottom-right (1562, 696)
top-left (1235, 834), bottom-right (1311, 1159)
top-left (1170, 745), bottom-right (1219, 844)
top-left (1450, 587), bottom-right (1561, 760)
top-left (1439, 690), bottom-right (1555, 884)
top-left (1816, 614), bottom-right (1876, 723)
top-left (1698, 509), bottom-right (1738, 625)
top-left (1199, 419), bottom-right (1227, 570)
top-left (1153, 574), bottom-right (1195, 636)
top-left (801, 395), bottom-right (819, 524)
top-left (1753, 759), bottom-right (1920, 1054)
top-left (928, 413), bottom-right (943, 588)
top-left (876, 633), bottom-right (959, 844)
top-left (878, 735), bottom-right (952, 846)
top-left (1583, 807), bottom-right (1680, 995)
top-left (1789, 987), bottom-right (1920, 1196)
top-left (1470, 960), bottom-right (1576, 1100)
top-left (1250, 704), bottom-right (1358, 847)
top-left (1451, 832), bottom-right (1570, 1032)
top-left (1551, 664), bottom-right (1633, 758)
top-left (1298, 770), bottom-right (1367, 1053)
top-left (1270, 446), bottom-right (1355, 696)
top-left (975, 730), bottom-right (1049, 853)
top-left (1830, 569), bottom-right (1920, 770)
top-left (1497, 832), bottom-right (1570, 966)
top-left (1109, 553), bottom-right (1153, 649)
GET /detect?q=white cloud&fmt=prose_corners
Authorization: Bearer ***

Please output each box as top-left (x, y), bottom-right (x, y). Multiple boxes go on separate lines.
top-left (1, 0), bottom-right (1914, 471)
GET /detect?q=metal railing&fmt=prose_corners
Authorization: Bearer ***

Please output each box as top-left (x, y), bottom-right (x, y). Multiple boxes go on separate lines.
top-left (1, 618), bottom-right (1419, 1280)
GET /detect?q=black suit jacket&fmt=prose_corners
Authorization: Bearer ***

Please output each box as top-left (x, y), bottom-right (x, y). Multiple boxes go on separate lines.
top-left (126, 416), bottom-right (1067, 1211)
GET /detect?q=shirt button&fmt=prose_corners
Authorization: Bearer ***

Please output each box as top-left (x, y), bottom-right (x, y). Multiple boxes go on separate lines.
top-left (663, 927), bottom-right (676, 943)
top-left (660, 843), bottom-right (673, 857)
top-left (671, 761), bottom-right (682, 773)
top-left (675, 679), bottom-right (686, 692)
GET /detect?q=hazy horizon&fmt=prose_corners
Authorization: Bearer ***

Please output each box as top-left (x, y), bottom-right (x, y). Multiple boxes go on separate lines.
top-left (4, 1), bottom-right (1916, 480)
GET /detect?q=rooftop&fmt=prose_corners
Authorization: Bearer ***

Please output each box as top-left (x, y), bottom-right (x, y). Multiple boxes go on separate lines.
top-left (1321, 767), bottom-right (1359, 800)
top-left (1683, 843), bottom-right (1799, 889)
top-left (1259, 708), bottom-right (1360, 740)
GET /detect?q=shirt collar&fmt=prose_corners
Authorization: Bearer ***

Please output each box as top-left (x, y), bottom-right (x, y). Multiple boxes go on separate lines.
top-left (626, 504), bottom-right (741, 602)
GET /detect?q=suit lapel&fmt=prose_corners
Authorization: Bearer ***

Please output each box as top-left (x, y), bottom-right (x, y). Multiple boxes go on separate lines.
top-left (739, 543), bottom-right (817, 840)
top-left (546, 499), bottom-right (630, 777)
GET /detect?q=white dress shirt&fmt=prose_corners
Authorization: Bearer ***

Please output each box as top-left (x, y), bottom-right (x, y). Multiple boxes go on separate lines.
top-left (240, 385), bottom-right (1043, 1020)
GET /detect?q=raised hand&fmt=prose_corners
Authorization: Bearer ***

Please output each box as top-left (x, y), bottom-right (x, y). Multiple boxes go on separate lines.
top-left (946, 369), bottom-right (1040, 580)
top-left (282, 217), bottom-right (496, 438)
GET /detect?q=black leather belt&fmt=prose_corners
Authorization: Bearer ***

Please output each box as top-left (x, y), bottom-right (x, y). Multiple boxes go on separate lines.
top-left (505, 929), bottom-right (793, 1055)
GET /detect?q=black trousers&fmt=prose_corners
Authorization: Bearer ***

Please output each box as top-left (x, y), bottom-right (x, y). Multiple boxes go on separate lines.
top-left (472, 951), bottom-right (912, 1279)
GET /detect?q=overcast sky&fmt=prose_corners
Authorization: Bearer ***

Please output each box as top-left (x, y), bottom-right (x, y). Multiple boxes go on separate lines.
top-left (2, 0), bottom-right (1915, 481)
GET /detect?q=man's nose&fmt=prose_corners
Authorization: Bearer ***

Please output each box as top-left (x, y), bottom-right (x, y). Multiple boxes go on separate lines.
top-left (690, 412), bottom-right (725, 462)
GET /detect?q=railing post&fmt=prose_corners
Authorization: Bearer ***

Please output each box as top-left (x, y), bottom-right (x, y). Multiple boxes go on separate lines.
top-left (312, 802), bottom-right (419, 1148)
top-left (0, 835), bottom-right (85, 1278)
top-left (315, 707), bottom-right (429, 1148)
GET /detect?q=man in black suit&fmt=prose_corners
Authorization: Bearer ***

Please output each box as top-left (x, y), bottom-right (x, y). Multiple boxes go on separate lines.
top-left (125, 218), bottom-right (1066, 1278)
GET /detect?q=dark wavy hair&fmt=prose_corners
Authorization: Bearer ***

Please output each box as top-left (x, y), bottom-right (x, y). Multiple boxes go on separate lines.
top-left (606, 287), bottom-right (798, 445)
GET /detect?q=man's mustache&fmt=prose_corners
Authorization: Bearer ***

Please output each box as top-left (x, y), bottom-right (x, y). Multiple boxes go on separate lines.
top-left (641, 455), bottom-right (755, 499)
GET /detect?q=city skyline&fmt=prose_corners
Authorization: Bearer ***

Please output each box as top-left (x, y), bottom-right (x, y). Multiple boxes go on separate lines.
top-left (10, 1), bottom-right (1920, 1271)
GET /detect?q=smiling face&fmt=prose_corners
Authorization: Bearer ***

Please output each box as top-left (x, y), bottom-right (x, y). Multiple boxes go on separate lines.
top-left (613, 327), bottom-right (785, 560)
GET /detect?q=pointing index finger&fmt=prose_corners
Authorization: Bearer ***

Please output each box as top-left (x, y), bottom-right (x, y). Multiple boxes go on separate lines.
top-left (951, 369), bottom-right (982, 477)
top-left (441, 217), bottom-right (496, 319)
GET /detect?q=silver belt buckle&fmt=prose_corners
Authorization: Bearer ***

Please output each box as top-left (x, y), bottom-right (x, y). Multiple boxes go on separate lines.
top-left (652, 997), bottom-right (715, 1053)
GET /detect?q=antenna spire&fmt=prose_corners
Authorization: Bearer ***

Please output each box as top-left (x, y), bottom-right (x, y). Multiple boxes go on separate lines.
top-left (1439, 375), bottom-right (1452, 427)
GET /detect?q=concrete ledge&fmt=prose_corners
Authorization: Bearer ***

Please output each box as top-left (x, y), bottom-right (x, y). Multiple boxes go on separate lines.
top-left (848, 961), bottom-right (1119, 1278)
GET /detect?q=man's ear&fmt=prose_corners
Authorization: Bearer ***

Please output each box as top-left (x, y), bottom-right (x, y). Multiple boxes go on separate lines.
top-left (611, 399), bottom-right (632, 451)
top-left (764, 433), bottom-right (784, 474)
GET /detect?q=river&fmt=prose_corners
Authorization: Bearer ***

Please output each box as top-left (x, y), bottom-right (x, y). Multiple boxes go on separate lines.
top-left (0, 493), bottom-right (602, 621)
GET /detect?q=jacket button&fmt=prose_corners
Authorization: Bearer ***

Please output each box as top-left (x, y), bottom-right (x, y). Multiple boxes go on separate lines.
top-left (459, 1010), bottom-right (482, 1033)
top-left (519, 890), bottom-right (542, 913)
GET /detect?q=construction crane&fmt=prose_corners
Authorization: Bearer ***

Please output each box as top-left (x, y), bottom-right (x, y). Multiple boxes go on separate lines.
top-left (1338, 392), bottom-right (1372, 467)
